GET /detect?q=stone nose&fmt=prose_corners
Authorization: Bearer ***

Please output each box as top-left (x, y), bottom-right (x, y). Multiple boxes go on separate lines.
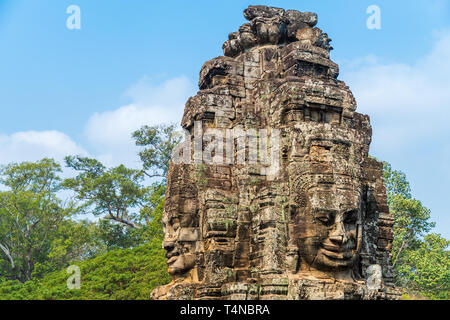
top-left (329, 219), bottom-right (347, 244)
top-left (162, 240), bottom-right (175, 251)
top-left (329, 235), bottom-right (346, 244)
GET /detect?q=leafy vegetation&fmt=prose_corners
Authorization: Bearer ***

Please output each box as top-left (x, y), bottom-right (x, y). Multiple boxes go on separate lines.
top-left (0, 124), bottom-right (176, 300)
top-left (384, 162), bottom-right (449, 299)
top-left (0, 159), bottom-right (79, 282)
top-left (0, 237), bottom-right (169, 300)
top-left (132, 123), bottom-right (182, 180)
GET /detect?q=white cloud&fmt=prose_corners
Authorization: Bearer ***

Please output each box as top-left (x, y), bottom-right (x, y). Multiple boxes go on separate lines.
top-left (0, 130), bottom-right (88, 165)
top-left (84, 76), bottom-right (195, 168)
top-left (341, 30), bottom-right (450, 151)
top-left (0, 76), bottom-right (195, 170)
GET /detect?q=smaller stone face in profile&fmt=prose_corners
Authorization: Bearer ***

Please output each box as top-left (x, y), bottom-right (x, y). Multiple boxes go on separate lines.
top-left (160, 165), bottom-right (200, 278)
top-left (162, 214), bottom-right (197, 276)
top-left (151, 5), bottom-right (399, 300)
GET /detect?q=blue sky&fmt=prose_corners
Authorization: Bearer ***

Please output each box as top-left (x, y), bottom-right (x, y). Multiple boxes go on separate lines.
top-left (0, 0), bottom-right (449, 238)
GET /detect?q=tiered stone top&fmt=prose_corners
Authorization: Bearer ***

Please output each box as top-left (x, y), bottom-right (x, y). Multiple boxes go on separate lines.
top-left (223, 5), bottom-right (333, 57)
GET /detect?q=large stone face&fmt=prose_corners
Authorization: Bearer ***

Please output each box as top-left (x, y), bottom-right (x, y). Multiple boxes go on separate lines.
top-left (151, 5), bottom-right (400, 300)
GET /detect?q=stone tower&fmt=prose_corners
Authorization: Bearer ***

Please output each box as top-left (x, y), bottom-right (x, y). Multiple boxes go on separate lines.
top-left (151, 5), bottom-right (399, 300)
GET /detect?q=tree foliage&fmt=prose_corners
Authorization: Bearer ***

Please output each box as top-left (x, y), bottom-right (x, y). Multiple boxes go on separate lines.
top-left (0, 124), bottom-right (180, 299)
top-left (132, 123), bottom-right (182, 179)
top-left (0, 237), bottom-right (169, 300)
top-left (0, 159), bottom-right (78, 282)
top-left (398, 233), bottom-right (449, 299)
top-left (63, 156), bottom-right (148, 229)
top-left (383, 161), bottom-right (448, 299)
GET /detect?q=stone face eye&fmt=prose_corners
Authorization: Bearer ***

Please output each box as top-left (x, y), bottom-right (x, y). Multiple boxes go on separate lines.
top-left (344, 216), bottom-right (357, 224)
top-left (344, 210), bottom-right (358, 224)
top-left (318, 217), bottom-right (328, 223)
top-left (169, 217), bottom-right (180, 231)
top-left (316, 216), bottom-right (331, 226)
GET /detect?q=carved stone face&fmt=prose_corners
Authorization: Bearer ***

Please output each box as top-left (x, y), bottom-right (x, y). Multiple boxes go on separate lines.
top-left (288, 136), bottom-right (364, 273)
top-left (162, 212), bottom-right (198, 276)
top-left (293, 186), bottom-right (361, 271)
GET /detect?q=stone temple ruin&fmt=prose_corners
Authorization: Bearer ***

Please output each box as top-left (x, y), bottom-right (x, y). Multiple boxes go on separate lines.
top-left (151, 5), bottom-right (400, 300)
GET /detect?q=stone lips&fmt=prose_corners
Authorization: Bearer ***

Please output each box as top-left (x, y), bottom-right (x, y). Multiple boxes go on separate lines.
top-left (152, 5), bottom-right (400, 300)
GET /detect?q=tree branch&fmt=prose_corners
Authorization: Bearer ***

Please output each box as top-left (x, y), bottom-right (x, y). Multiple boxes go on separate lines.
top-left (143, 172), bottom-right (165, 179)
top-left (105, 216), bottom-right (140, 229)
top-left (0, 243), bottom-right (15, 269)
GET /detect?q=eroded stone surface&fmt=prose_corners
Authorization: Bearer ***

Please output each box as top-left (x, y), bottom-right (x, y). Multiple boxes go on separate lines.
top-left (151, 5), bottom-right (400, 300)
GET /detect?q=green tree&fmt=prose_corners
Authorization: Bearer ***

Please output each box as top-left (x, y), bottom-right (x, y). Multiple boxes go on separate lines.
top-left (0, 236), bottom-right (170, 300)
top-left (139, 183), bottom-right (165, 240)
top-left (31, 219), bottom-right (106, 278)
top-left (63, 156), bottom-right (147, 229)
top-left (0, 159), bottom-right (77, 281)
top-left (398, 233), bottom-right (449, 299)
top-left (383, 162), bottom-right (412, 202)
top-left (130, 123), bottom-right (181, 240)
top-left (390, 195), bottom-right (434, 269)
top-left (383, 161), bottom-right (448, 299)
top-left (62, 155), bottom-right (168, 250)
top-left (0, 123), bottom-right (181, 298)
top-left (132, 123), bottom-right (182, 180)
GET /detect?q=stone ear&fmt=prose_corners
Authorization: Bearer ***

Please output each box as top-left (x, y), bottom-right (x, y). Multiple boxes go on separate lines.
top-left (286, 247), bottom-right (300, 273)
